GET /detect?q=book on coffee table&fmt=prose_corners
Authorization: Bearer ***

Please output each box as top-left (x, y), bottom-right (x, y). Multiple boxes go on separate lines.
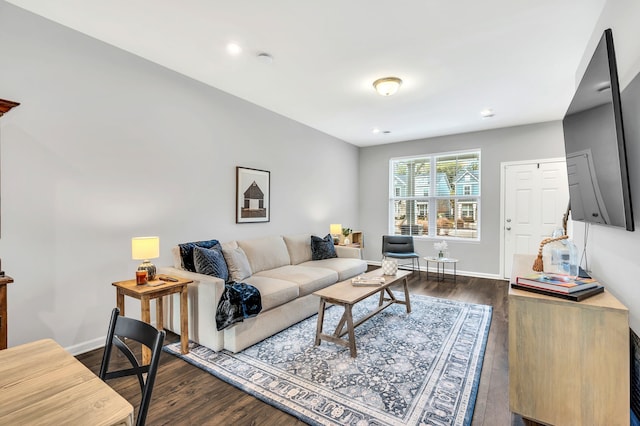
top-left (351, 276), bottom-right (386, 287)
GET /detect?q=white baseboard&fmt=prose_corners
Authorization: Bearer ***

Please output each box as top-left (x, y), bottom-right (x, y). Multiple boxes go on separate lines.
top-left (65, 320), bottom-right (159, 356)
top-left (65, 336), bottom-right (106, 356)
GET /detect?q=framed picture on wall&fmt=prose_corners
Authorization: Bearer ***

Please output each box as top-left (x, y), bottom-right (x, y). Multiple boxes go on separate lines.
top-left (236, 166), bottom-right (270, 223)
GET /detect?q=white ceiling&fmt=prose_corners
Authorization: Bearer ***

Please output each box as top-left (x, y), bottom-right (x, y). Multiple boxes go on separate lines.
top-left (6, 0), bottom-right (607, 147)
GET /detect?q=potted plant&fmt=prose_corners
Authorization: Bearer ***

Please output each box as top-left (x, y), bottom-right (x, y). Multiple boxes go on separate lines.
top-left (342, 227), bottom-right (352, 244)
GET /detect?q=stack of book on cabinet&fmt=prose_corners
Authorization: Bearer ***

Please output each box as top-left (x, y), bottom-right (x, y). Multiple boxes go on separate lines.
top-left (511, 272), bottom-right (604, 301)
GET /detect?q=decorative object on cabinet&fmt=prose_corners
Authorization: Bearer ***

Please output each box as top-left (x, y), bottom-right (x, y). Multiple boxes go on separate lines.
top-left (532, 234), bottom-right (568, 271)
top-left (236, 166), bottom-right (270, 223)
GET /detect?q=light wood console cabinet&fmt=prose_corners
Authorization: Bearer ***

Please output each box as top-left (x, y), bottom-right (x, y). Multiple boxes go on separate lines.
top-left (509, 254), bottom-right (629, 425)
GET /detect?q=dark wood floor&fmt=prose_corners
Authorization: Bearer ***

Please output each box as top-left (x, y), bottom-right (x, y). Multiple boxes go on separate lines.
top-left (77, 270), bottom-right (525, 426)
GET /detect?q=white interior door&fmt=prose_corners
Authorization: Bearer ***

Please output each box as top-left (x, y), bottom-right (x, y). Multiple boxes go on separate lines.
top-left (502, 160), bottom-right (569, 279)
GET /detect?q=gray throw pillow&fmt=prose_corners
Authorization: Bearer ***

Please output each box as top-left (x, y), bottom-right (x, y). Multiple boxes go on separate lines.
top-left (310, 234), bottom-right (338, 260)
top-left (193, 245), bottom-right (229, 282)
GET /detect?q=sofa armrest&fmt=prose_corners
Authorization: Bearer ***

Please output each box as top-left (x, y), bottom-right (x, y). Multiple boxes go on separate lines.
top-left (158, 266), bottom-right (226, 351)
top-left (335, 245), bottom-right (362, 259)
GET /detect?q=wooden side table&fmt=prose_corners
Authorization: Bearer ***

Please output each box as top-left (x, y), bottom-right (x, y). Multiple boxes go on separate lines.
top-left (0, 275), bottom-right (14, 350)
top-left (112, 276), bottom-right (193, 363)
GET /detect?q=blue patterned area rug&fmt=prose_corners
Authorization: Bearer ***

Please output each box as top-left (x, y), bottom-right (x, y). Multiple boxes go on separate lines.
top-left (163, 294), bottom-right (492, 426)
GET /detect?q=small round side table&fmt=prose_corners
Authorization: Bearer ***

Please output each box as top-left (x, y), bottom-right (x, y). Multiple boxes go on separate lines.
top-left (423, 257), bottom-right (459, 282)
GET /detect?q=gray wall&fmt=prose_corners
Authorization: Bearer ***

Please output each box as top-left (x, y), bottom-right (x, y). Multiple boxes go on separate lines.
top-left (358, 121), bottom-right (566, 276)
top-left (0, 2), bottom-right (359, 352)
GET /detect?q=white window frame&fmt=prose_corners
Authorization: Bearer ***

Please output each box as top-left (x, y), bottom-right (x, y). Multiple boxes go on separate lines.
top-left (388, 149), bottom-right (481, 241)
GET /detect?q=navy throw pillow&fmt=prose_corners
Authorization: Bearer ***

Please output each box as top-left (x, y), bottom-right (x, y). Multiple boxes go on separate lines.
top-left (193, 245), bottom-right (229, 282)
top-left (310, 234), bottom-right (338, 260)
top-left (179, 239), bottom-right (219, 272)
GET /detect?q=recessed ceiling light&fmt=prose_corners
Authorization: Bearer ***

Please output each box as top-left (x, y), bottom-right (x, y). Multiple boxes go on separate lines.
top-left (480, 108), bottom-right (495, 118)
top-left (227, 42), bottom-right (242, 56)
top-left (372, 128), bottom-right (380, 134)
top-left (257, 52), bottom-right (273, 64)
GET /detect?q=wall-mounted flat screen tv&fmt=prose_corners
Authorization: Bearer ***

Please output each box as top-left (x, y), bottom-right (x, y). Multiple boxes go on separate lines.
top-left (562, 28), bottom-right (634, 231)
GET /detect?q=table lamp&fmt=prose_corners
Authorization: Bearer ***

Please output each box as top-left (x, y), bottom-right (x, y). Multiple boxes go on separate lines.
top-left (330, 224), bottom-right (342, 244)
top-left (132, 236), bottom-right (160, 280)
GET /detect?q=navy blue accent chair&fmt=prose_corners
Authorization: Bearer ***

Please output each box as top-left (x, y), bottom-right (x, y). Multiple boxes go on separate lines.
top-left (382, 235), bottom-right (421, 275)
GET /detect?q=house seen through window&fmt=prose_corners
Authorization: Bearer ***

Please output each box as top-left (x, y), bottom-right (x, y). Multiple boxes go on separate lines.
top-left (390, 150), bottom-right (480, 239)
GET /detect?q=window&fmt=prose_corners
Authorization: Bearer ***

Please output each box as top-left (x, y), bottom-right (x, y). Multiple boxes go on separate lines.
top-left (389, 150), bottom-right (480, 240)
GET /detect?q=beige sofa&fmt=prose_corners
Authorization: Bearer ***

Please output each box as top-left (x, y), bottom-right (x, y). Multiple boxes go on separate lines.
top-left (159, 234), bottom-right (367, 353)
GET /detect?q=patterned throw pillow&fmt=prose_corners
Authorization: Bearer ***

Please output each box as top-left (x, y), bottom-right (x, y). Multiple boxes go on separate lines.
top-left (310, 234), bottom-right (338, 260)
top-left (193, 245), bottom-right (229, 282)
top-left (178, 239), bottom-right (219, 272)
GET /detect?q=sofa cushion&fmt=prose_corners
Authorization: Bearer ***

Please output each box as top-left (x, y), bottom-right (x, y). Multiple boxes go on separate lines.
top-left (302, 257), bottom-right (368, 281)
top-left (310, 234), bottom-right (337, 260)
top-left (193, 246), bottom-right (229, 282)
top-left (237, 236), bottom-right (291, 274)
top-left (222, 246), bottom-right (252, 282)
top-left (283, 233), bottom-right (313, 265)
top-left (255, 265), bottom-right (338, 297)
top-left (178, 239), bottom-right (220, 272)
top-left (242, 276), bottom-right (299, 311)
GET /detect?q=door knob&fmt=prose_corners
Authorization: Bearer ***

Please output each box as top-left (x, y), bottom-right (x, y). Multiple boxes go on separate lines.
top-left (506, 218), bottom-right (512, 222)
top-left (506, 227), bottom-right (511, 231)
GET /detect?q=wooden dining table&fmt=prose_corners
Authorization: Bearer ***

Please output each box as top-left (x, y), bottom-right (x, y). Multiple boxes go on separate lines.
top-left (0, 338), bottom-right (134, 425)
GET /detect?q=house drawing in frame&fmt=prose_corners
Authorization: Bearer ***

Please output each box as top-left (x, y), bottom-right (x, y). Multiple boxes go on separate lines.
top-left (236, 167), bottom-right (270, 223)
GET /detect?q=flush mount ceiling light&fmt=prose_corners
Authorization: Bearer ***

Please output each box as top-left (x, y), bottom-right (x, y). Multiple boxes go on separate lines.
top-left (373, 77), bottom-right (402, 96)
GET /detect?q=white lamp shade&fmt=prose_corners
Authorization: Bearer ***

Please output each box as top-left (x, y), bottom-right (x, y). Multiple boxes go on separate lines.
top-left (131, 236), bottom-right (160, 260)
top-left (330, 224), bottom-right (342, 235)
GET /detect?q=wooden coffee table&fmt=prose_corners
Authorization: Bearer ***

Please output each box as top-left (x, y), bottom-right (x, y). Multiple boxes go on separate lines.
top-left (313, 269), bottom-right (411, 357)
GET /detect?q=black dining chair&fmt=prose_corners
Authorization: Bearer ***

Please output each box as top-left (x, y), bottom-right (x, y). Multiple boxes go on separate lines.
top-left (382, 235), bottom-right (421, 275)
top-left (99, 307), bottom-right (165, 426)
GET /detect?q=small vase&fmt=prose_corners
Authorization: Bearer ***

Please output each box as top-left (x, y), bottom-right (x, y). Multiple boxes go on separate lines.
top-left (382, 258), bottom-right (398, 275)
top-left (344, 237), bottom-right (350, 245)
top-left (438, 251), bottom-right (444, 258)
